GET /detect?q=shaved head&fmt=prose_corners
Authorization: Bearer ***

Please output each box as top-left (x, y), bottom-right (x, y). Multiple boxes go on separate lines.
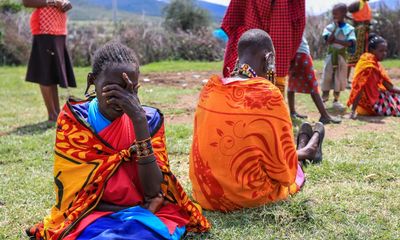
top-left (238, 29), bottom-right (274, 58)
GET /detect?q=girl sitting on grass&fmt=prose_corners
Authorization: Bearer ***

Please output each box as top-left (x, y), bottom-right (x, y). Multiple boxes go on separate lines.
top-left (348, 34), bottom-right (400, 118)
top-left (27, 41), bottom-right (209, 240)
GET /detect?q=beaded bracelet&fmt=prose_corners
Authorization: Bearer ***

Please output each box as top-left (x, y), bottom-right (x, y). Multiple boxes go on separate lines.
top-left (135, 138), bottom-right (154, 159)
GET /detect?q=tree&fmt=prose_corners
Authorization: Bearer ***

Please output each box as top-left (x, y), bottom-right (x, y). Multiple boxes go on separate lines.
top-left (163, 0), bottom-right (210, 32)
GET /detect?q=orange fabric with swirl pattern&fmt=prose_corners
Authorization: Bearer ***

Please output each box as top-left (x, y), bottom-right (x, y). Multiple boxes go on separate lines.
top-left (189, 76), bottom-right (299, 212)
top-left (28, 99), bottom-right (210, 240)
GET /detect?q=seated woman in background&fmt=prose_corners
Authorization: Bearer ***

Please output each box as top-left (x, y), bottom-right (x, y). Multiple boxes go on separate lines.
top-left (189, 29), bottom-right (325, 212)
top-left (27, 41), bottom-right (210, 240)
top-left (348, 34), bottom-right (400, 118)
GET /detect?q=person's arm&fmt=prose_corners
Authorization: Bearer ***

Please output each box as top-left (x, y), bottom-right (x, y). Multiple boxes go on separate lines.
top-left (103, 73), bottom-right (163, 210)
top-left (22, 0), bottom-right (72, 12)
top-left (382, 80), bottom-right (400, 94)
top-left (95, 201), bottom-right (129, 212)
top-left (333, 39), bottom-right (354, 47)
top-left (350, 89), bottom-right (364, 119)
top-left (22, 0), bottom-right (47, 8)
top-left (325, 24), bottom-right (338, 44)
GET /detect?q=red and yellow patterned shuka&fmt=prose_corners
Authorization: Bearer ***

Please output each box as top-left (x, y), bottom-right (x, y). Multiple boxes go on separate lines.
top-left (28, 99), bottom-right (210, 240)
top-left (347, 53), bottom-right (394, 116)
top-left (189, 76), bottom-right (299, 212)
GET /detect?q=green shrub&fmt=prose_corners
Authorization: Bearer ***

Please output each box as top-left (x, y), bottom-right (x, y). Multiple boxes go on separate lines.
top-left (163, 0), bottom-right (210, 32)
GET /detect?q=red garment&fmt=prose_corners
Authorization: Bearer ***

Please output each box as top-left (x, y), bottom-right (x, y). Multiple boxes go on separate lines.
top-left (288, 53), bottom-right (319, 94)
top-left (221, 0), bottom-right (306, 78)
top-left (347, 53), bottom-right (392, 112)
top-left (65, 114), bottom-right (189, 239)
top-left (352, 0), bottom-right (372, 22)
top-left (30, 7), bottom-right (67, 35)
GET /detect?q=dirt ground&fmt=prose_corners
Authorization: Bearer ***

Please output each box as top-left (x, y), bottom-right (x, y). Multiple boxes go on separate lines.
top-left (141, 69), bottom-right (400, 140)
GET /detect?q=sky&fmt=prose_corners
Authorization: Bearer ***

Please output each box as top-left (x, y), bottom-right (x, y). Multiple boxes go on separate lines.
top-left (202, 0), bottom-right (379, 14)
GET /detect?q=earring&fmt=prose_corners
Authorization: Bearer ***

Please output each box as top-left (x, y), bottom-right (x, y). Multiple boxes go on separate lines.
top-left (84, 84), bottom-right (96, 99)
top-left (265, 52), bottom-right (276, 84)
top-left (229, 58), bottom-right (240, 77)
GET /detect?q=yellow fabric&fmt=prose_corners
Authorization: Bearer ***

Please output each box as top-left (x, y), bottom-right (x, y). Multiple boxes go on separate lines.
top-left (275, 76), bottom-right (287, 95)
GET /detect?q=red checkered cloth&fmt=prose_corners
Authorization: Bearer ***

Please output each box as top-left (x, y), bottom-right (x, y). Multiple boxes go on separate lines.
top-left (30, 7), bottom-right (67, 35)
top-left (221, 0), bottom-right (306, 78)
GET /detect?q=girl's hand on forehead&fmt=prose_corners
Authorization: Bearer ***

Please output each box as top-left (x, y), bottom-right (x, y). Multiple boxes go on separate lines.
top-left (102, 72), bottom-right (145, 122)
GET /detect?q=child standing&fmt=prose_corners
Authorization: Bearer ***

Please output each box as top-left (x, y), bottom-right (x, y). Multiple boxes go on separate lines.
top-left (321, 3), bottom-right (356, 111)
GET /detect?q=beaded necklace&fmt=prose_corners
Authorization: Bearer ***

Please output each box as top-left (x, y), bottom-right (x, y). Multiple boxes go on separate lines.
top-left (231, 63), bottom-right (258, 78)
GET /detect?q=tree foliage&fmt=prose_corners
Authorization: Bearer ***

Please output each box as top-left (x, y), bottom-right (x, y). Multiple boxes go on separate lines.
top-left (163, 0), bottom-right (210, 32)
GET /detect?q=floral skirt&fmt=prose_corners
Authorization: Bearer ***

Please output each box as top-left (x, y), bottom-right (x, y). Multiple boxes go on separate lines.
top-left (373, 91), bottom-right (400, 116)
top-left (288, 53), bottom-right (319, 94)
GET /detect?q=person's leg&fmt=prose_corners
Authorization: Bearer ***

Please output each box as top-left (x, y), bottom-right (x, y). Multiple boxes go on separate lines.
top-left (40, 84), bottom-right (58, 121)
top-left (311, 93), bottom-right (341, 123)
top-left (312, 93), bottom-right (330, 118)
top-left (51, 85), bottom-right (60, 116)
top-left (297, 132), bottom-right (319, 160)
top-left (322, 91), bottom-right (330, 103)
top-left (288, 91), bottom-right (307, 118)
top-left (333, 91), bottom-right (340, 102)
top-left (288, 91), bottom-right (295, 114)
top-left (347, 66), bottom-right (352, 88)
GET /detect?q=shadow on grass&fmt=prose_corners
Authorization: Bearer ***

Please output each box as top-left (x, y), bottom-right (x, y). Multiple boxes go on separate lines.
top-left (0, 121), bottom-right (55, 136)
top-left (355, 115), bottom-right (386, 124)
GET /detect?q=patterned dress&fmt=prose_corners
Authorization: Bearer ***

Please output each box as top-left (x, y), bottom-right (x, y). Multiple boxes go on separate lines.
top-left (288, 36), bottom-right (319, 94)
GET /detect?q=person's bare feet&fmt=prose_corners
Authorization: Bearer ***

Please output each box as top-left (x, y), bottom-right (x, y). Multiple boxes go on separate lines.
top-left (291, 112), bottom-right (308, 119)
top-left (145, 193), bottom-right (164, 213)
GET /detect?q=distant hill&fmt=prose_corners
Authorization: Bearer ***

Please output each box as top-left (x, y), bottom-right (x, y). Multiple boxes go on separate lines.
top-left (70, 0), bottom-right (227, 22)
top-left (370, 0), bottom-right (400, 10)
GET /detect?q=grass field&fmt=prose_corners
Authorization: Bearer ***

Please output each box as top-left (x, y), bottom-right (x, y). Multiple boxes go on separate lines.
top-left (1, 60), bottom-right (400, 239)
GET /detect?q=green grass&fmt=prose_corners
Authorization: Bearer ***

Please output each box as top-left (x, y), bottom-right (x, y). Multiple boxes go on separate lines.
top-left (1, 62), bottom-right (400, 239)
top-left (140, 60), bottom-right (223, 74)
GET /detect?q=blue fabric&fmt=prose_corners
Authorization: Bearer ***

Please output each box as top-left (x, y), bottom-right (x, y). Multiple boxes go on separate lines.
top-left (322, 22), bottom-right (356, 42)
top-left (77, 206), bottom-right (186, 240)
top-left (87, 98), bottom-right (112, 134)
top-left (213, 28), bottom-right (228, 43)
top-left (297, 34), bottom-right (310, 55)
top-left (72, 100), bottom-right (162, 135)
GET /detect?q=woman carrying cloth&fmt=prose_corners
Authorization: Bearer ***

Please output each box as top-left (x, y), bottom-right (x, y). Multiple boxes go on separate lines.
top-left (347, 0), bottom-right (372, 66)
top-left (27, 42), bottom-right (210, 239)
top-left (347, 0), bottom-right (373, 87)
top-left (348, 35), bottom-right (400, 118)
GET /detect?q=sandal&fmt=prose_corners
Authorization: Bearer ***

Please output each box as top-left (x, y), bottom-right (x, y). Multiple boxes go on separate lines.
top-left (319, 116), bottom-right (342, 124)
top-left (296, 122), bottom-right (313, 150)
top-left (291, 112), bottom-right (308, 119)
top-left (312, 122), bottom-right (325, 163)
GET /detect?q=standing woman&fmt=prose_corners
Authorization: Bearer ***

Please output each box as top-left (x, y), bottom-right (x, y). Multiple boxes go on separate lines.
top-left (220, 0), bottom-right (306, 96)
top-left (23, 0), bottom-right (75, 122)
top-left (346, 0), bottom-right (372, 87)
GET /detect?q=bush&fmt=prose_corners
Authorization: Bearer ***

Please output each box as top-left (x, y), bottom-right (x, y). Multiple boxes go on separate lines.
top-left (0, 10), bottom-right (31, 65)
top-left (372, 7), bottom-right (400, 58)
top-left (163, 0), bottom-right (210, 32)
top-left (68, 21), bottom-right (223, 66)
